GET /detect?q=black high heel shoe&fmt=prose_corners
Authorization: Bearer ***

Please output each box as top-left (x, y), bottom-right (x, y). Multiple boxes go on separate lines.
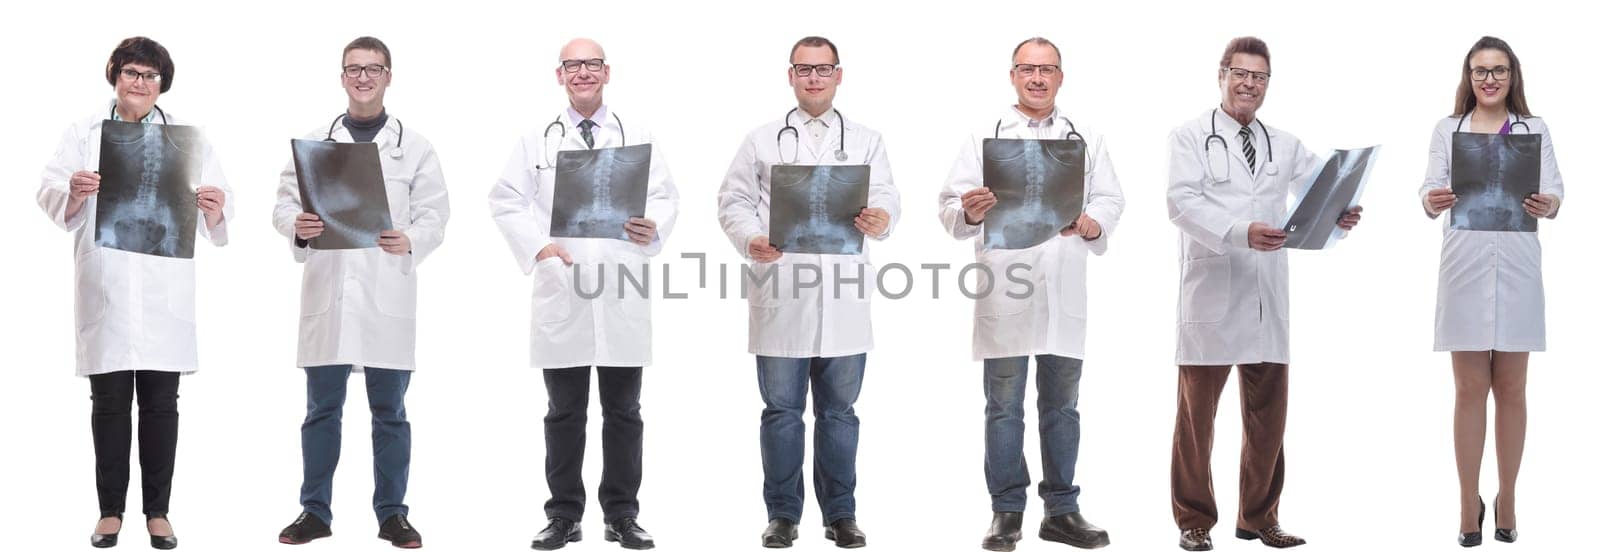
top-left (91, 514), bottom-right (122, 548)
top-left (1494, 494), bottom-right (1518, 543)
top-left (147, 515), bottom-right (178, 550)
top-left (1458, 496), bottom-right (1485, 547)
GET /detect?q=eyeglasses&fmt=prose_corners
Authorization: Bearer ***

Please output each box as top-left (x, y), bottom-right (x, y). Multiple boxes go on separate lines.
top-left (343, 64), bottom-right (390, 79)
top-left (1471, 66), bottom-right (1511, 82)
top-left (561, 58), bottom-right (605, 73)
top-left (1013, 64), bottom-right (1060, 77)
top-left (792, 64), bottom-right (838, 77)
top-left (118, 68), bottom-right (162, 84)
top-left (1225, 67), bottom-right (1271, 84)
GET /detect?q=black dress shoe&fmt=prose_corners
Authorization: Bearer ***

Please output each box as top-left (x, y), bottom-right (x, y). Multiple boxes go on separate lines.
top-left (1459, 496), bottom-right (1485, 547)
top-left (1178, 528), bottom-right (1212, 551)
top-left (531, 518), bottom-right (581, 550)
top-left (824, 519), bottom-right (866, 548)
top-left (762, 518), bottom-right (798, 548)
top-left (279, 512), bottom-right (333, 545)
top-left (1040, 512), bottom-right (1110, 549)
top-left (91, 514), bottom-right (122, 549)
top-left (147, 515), bottom-right (178, 550)
top-left (1236, 525), bottom-right (1306, 548)
top-left (982, 512), bottom-right (1023, 551)
top-left (378, 514), bottom-right (423, 548)
top-left (1493, 494), bottom-right (1518, 543)
top-left (604, 518), bottom-right (655, 550)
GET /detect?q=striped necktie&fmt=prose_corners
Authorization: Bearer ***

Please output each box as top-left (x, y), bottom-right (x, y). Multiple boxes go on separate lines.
top-left (1238, 125), bottom-right (1256, 173)
top-left (578, 119), bottom-right (597, 149)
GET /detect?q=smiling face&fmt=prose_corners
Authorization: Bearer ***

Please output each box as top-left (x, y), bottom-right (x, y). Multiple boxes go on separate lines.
top-left (342, 48), bottom-right (390, 112)
top-left (1468, 48), bottom-right (1512, 111)
top-left (789, 45), bottom-right (842, 117)
top-left (556, 38), bottom-right (609, 112)
top-left (1010, 42), bottom-right (1062, 116)
top-left (1218, 52), bottom-right (1269, 123)
top-left (114, 61), bottom-right (160, 118)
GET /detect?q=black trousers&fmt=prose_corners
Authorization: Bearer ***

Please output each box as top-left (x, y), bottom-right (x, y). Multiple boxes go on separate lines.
top-left (542, 366), bottom-right (643, 523)
top-left (89, 370), bottom-right (180, 517)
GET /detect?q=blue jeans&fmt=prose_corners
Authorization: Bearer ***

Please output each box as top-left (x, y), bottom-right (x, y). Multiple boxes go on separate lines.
top-left (984, 354), bottom-right (1083, 516)
top-left (299, 365), bottom-right (412, 524)
top-left (756, 354), bottom-right (865, 525)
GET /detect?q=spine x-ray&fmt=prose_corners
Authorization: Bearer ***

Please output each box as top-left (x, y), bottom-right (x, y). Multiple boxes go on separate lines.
top-left (291, 139), bottom-right (393, 250)
top-left (551, 144), bottom-right (652, 240)
top-left (1450, 133), bottom-right (1541, 232)
top-left (95, 119), bottom-right (201, 258)
top-left (1281, 145), bottom-right (1380, 250)
top-left (768, 164), bottom-right (870, 255)
top-left (981, 138), bottom-right (1085, 250)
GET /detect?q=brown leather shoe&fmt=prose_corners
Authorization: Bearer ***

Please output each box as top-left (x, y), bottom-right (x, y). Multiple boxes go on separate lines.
top-left (1236, 525), bottom-right (1306, 548)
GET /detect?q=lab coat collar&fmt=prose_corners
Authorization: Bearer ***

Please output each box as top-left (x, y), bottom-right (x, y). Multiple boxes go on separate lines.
top-left (795, 106), bottom-right (844, 161)
top-left (326, 113), bottom-right (402, 150)
top-left (996, 106), bottom-right (1075, 139)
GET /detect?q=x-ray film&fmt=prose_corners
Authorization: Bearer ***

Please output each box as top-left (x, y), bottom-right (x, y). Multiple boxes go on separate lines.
top-left (981, 138), bottom-right (1086, 250)
top-left (95, 119), bottom-right (201, 258)
top-left (769, 164), bottom-right (870, 255)
top-left (1450, 133), bottom-right (1541, 232)
top-left (1281, 145), bottom-right (1380, 250)
top-left (291, 139), bottom-right (392, 250)
top-left (551, 144), bottom-right (652, 240)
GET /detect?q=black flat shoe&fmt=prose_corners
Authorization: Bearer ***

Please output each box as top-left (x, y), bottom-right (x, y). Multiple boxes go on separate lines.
top-left (147, 515), bottom-right (178, 550)
top-left (91, 514), bottom-right (122, 549)
top-left (378, 514), bottom-right (423, 548)
top-left (1459, 496), bottom-right (1485, 547)
top-left (1493, 494), bottom-right (1518, 543)
top-left (761, 518), bottom-right (798, 548)
top-left (604, 517), bottom-right (654, 550)
top-left (1040, 512), bottom-right (1110, 549)
top-left (982, 512), bottom-right (1023, 551)
top-left (530, 518), bottom-right (581, 551)
top-left (279, 512), bottom-right (333, 545)
top-left (824, 519), bottom-right (866, 549)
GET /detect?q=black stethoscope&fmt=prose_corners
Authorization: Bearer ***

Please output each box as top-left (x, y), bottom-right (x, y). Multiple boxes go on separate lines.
top-left (1455, 110), bottom-right (1531, 134)
top-left (110, 103), bottom-right (168, 124)
top-left (778, 107), bottom-right (848, 164)
top-left (1204, 108), bottom-right (1276, 182)
top-left (324, 113), bottom-right (404, 159)
top-left (538, 111), bottom-right (625, 169)
top-left (993, 114), bottom-right (1083, 141)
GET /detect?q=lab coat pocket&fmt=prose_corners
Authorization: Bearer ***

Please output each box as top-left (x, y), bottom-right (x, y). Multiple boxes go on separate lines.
top-left (73, 250), bottom-right (105, 330)
top-left (744, 261), bottom-right (789, 308)
top-left (298, 264), bottom-right (335, 318)
top-left (1180, 256), bottom-right (1230, 324)
top-left (165, 261), bottom-right (197, 324)
top-left (375, 260), bottom-right (419, 319)
top-left (531, 256), bottom-right (573, 326)
top-left (975, 264), bottom-right (1028, 318)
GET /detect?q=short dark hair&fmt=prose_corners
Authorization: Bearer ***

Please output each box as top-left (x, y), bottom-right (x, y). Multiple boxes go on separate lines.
top-left (344, 36), bottom-right (392, 68)
top-left (105, 36), bottom-right (174, 93)
top-left (1453, 36), bottom-right (1532, 118)
top-left (790, 36), bottom-right (839, 64)
top-left (1011, 37), bottom-right (1061, 65)
top-left (1219, 36), bottom-right (1271, 71)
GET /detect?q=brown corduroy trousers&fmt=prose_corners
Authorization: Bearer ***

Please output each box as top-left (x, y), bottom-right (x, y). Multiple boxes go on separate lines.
top-left (1170, 363), bottom-right (1288, 532)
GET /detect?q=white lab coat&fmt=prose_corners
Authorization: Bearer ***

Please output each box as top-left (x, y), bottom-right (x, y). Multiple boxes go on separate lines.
top-left (717, 108), bottom-right (901, 358)
top-left (939, 109), bottom-right (1124, 361)
top-left (272, 116), bottom-right (450, 370)
top-left (1421, 113), bottom-right (1564, 352)
top-left (37, 101), bottom-right (233, 377)
top-left (489, 107), bottom-right (679, 369)
top-left (1166, 109), bottom-right (1320, 366)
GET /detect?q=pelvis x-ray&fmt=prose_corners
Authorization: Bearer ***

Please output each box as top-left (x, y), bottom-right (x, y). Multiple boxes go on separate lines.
top-left (552, 144), bottom-right (652, 240)
top-left (1282, 146), bottom-right (1380, 250)
top-left (1451, 133), bottom-right (1541, 232)
top-left (769, 164), bottom-right (870, 255)
top-left (981, 138), bottom-right (1085, 250)
top-left (292, 139), bottom-right (393, 250)
top-left (95, 120), bottom-right (201, 258)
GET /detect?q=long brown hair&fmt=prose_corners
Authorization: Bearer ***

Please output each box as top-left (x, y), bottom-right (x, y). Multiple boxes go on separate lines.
top-left (1453, 36), bottom-right (1532, 118)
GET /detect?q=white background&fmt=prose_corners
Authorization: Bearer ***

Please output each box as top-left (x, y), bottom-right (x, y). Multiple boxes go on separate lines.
top-left (2, 0), bottom-right (1595, 551)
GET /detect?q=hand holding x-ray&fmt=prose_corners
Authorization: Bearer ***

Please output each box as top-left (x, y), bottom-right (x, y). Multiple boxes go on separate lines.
top-left (854, 208), bottom-right (890, 238)
top-left (1523, 193), bottom-right (1557, 218)
top-left (1426, 188), bottom-right (1457, 215)
top-left (70, 170), bottom-right (101, 200)
top-left (377, 230), bottom-right (410, 256)
top-left (747, 235), bottom-right (782, 263)
top-left (624, 217), bottom-right (657, 246)
top-left (960, 188), bottom-right (996, 225)
top-left (1059, 212), bottom-right (1102, 240)
top-left (1248, 222), bottom-right (1287, 251)
top-left (1336, 206), bottom-right (1363, 231)
top-left (294, 213), bottom-right (324, 241)
top-left (196, 185), bottom-right (225, 227)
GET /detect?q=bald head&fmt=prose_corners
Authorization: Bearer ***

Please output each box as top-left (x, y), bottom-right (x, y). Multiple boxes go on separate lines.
top-left (559, 38), bottom-right (606, 62)
top-left (556, 38), bottom-right (610, 118)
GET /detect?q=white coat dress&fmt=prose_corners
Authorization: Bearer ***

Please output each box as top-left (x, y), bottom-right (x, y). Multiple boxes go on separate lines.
top-left (1420, 113), bottom-right (1564, 352)
top-left (1166, 109), bottom-right (1320, 366)
top-left (716, 108), bottom-right (901, 358)
top-left (272, 116), bottom-right (450, 370)
top-left (489, 107), bottom-right (680, 369)
top-left (938, 109), bottom-right (1124, 361)
top-left (37, 101), bottom-right (233, 377)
